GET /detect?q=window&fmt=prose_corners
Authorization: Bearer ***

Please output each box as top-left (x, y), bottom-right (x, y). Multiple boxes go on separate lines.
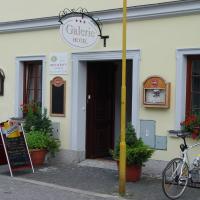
top-left (186, 56), bottom-right (200, 115)
top-left (23, 61), bottom-right (42, 106)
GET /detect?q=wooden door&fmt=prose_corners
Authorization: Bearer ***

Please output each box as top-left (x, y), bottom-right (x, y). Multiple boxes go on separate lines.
top-left (86, 62), bottom-right (115, 158)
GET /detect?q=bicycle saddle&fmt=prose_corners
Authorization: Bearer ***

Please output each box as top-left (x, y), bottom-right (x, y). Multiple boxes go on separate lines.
top-left (168, 130), bottom-right (191, 138)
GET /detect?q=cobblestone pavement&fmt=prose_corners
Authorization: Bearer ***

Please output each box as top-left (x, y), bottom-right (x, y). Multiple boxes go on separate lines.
top-left (0, 174), bottom-right (121, 200)
top-left (0, 160), bottom-right (200, 200)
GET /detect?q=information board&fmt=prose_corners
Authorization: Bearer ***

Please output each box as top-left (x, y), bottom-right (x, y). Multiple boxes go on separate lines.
top-left (0, 121), bottom-right (34, 176)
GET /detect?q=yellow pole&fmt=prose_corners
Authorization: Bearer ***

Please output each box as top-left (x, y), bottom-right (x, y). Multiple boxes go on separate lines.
top-left (119, 0), bottom-right (127, 195)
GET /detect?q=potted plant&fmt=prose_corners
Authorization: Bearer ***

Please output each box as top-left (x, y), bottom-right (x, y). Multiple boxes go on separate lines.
top-left (180, 113), bottom-right (200, 139)
top-left (112, 123), bottom-right (154, 182)
top-left (26, 130), bottom-right (60, 166)
top-left (23, 103), bottom-right (60, 166)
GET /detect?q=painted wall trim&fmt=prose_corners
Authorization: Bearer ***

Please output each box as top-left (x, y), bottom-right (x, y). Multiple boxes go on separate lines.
top-left (0, 0), bottom-right (200, 33)
top-left (175, 48), bottom-right (200, 129)
top-left (71, 50), bottom-right (141, 152)
top-left (15, 55), bottom-right (46, 117)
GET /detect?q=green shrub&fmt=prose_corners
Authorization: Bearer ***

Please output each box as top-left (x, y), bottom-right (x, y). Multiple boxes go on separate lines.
top-left (23, 105), bottom-right (52, 134)
top-left (23, 104), bottom-right (60, 156)
top-left (113, 123), bottom-right (154, 166)
top-left (26, 130), bottom-right (60, 156)
top-left (26, 131), bottom-right (49, 150)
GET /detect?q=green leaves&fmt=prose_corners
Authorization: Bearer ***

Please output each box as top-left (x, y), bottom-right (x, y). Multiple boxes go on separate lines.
top-left (26, 131), bottom-right (60, 156)
top-left (23, 106), bottom-right (53, 134)
top-left (113, 123), bottom-right (154, 166)
top-left (26, 131), bottom-right (49, 150)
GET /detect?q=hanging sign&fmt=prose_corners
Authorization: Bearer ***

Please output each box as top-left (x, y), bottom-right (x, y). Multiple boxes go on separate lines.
top-left (49, 53), bottom-right (67, 74)
top-left (58, 8), bottom-right (109, 48)
top-left (60, 16), bottom-right (99, 49)
top-left (0, 121), bottom-right (34, 176)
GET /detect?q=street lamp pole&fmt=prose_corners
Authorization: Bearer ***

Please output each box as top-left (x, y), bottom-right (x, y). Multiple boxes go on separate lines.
top-left (119, 0), bottom-right (127, 195)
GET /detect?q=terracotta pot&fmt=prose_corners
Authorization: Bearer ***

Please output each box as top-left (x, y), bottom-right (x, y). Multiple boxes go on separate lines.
top-left (30, 149), bottom-right (47, 166)
top-left (117, 161), bottom-right (142, 182)
top-left (126, 164), bottom-right (142, 182)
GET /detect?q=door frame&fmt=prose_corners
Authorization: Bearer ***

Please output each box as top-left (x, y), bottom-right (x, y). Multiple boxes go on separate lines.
top-left (71, 50), bottom-right (141, 155)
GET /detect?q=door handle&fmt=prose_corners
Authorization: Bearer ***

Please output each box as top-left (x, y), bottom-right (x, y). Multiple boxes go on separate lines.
top-left (88, 94), bottom-right (91, 100)
top-left (87, 94), bottom-right (92, 104)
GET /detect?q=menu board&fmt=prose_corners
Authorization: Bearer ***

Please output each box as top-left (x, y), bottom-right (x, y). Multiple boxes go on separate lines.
top-left (50, 76), bottom-right (66, 116)
top-left (0, 138), bottom-right (7, 165)
top-left (0, 121), bottom-right (34, 176)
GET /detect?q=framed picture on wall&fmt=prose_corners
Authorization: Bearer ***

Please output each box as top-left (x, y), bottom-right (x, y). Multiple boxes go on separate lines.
top-left (50, 76), bottom-right (66, 117)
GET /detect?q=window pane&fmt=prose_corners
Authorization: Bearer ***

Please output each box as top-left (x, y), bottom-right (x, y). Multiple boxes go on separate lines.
top-left (36, 89), bottom-right (42, 103)
top-left (192, 76), bottom-right (200, 91)
top-left (191, 59), bottom-right (200, 113)
top-left (23, 62), bottom-right (42, 105)
top-left (192, 93), bottom-right (200, 110)
top-left (28, 90), bottom-right (34, 102)
top-left (192, 61), bottom-right (200, 75)
top-left (29, 78), bottom-right (34, 90)
top-left (37, 78), bottom-right (42, 90)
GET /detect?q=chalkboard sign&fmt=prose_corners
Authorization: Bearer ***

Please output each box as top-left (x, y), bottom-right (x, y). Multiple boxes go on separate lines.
top-left (0, 138), bottom-right (7, 165)
top-left (0, 68), bottom-right (5, 96)
top-left (0, 121), bottom-right (34, 176)
top-left (50, 76), bottom-right (66, 116)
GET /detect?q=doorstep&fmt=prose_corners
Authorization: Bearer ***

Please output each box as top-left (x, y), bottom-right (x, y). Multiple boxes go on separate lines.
top-left (78, 159), bottom-right (118, 171)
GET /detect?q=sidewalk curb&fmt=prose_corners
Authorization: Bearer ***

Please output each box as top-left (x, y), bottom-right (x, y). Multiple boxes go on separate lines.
top-left (13, 177), bottom-right (125, 200)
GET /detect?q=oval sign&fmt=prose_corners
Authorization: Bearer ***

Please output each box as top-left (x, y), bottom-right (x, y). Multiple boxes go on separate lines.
top-left (60, 16), bottom-right (99, 49)
top-left (52, 76), bottom-right (65, 87)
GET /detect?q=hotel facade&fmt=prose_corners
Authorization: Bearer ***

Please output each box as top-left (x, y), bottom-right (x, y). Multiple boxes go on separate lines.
top-left (0, 0), bottom-right (200, 163)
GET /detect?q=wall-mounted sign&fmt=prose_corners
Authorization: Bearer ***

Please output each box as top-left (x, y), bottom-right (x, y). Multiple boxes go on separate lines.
top-left (143, 76), bottom-right (170, 108)
top-left (49, 53), bottom-right (67, 74)
top-left (50, 77), bottom-right (66, 117)
top-left (58, 8), bottom-right (109, 48)
top-left (60, 16), bottom-right (99, 49)
top-left (0, 69), bottom-right (5, 96)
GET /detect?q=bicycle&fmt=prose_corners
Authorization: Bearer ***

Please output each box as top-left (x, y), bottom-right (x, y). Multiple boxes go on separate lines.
top-left (162, 130), bottom-right (200, 199)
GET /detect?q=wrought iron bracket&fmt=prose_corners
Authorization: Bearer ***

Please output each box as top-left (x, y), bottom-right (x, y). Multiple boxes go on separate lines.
top-left (58, 8), bottom-right (109, 47)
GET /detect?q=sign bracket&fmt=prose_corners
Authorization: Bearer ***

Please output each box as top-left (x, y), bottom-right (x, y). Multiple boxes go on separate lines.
top-left (58, 8), bottom-right (109, 47)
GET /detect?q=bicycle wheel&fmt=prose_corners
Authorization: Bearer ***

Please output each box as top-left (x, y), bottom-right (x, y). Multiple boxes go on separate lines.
top-left (162, 158), bottom-right (189, 199)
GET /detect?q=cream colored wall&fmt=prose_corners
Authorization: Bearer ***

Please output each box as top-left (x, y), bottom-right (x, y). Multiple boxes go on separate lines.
top-left (102, 14), bottom-right (200, 161)
top-left (0, 12), bottom-right (200, 160)
top-left (0, 0), bottom-right (177, 22)
top-left (0, 29), bottom-right (73, 149)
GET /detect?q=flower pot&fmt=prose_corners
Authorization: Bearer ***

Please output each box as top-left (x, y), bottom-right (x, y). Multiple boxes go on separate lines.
top-left (117, 161), bottom-right (142, 182)
top-left (126, 164), bottom-right (142, 182)
top-left (30, 149), bottom-right (47, 166)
